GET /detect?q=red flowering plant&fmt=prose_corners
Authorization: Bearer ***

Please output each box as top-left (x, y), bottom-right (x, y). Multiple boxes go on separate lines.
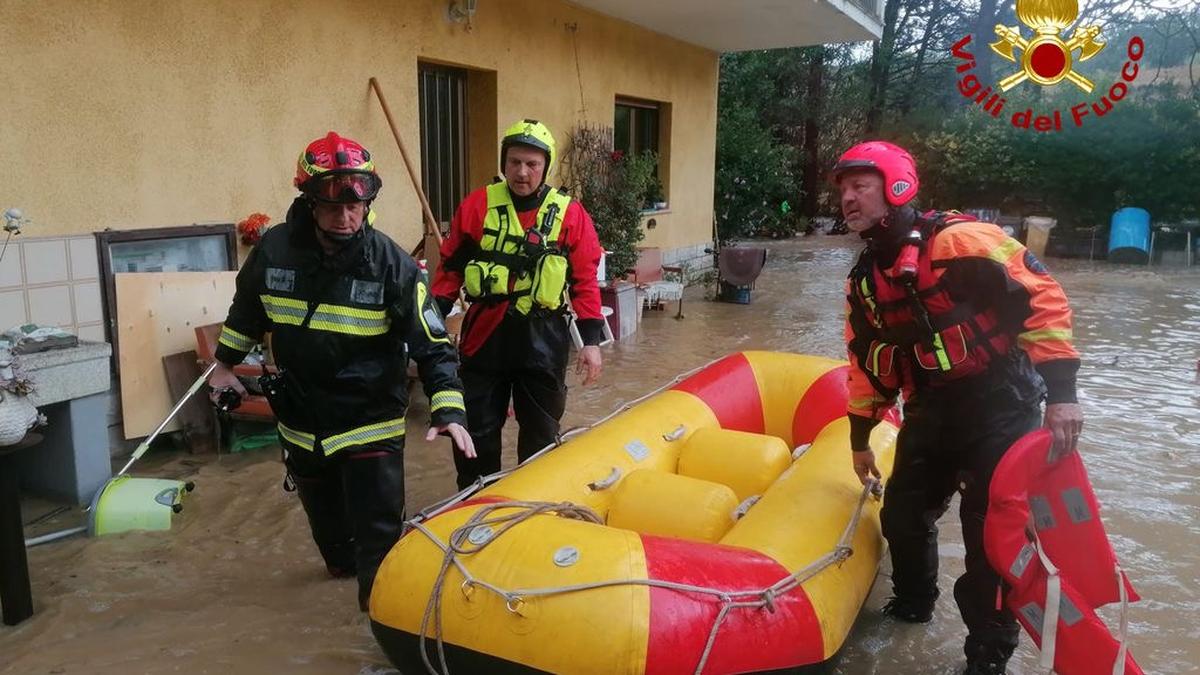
top-left (237, 212), bottom-right (272, 246)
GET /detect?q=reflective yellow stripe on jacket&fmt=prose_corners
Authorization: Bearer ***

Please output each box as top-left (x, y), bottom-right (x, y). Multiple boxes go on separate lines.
top-left (279, 418), bottom-right (406, 456)
top-left (218, 325), bottom-right (258, 351)
top-left (261, 294), bottom-right (390, 336)
top-left (430, 390), bottom-right (465, 413)
top-left (278, 423), bottom-right (317, 450)
top-left (1018, 328), bottom-right (1073, 344)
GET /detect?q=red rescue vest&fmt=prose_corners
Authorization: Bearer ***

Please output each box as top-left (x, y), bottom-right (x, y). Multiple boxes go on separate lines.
top-left (984, 429), bottom-right (1143, 674)
top-left (851, 214), bottom-right (1013, 390)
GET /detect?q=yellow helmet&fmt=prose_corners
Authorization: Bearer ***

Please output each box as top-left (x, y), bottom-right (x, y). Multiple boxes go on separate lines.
top-left (501, 119), bottom-right (556, 183)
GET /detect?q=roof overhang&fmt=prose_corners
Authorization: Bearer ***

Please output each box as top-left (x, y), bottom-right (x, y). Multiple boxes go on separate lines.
top-left (569, 0), bottom-right (884, 52)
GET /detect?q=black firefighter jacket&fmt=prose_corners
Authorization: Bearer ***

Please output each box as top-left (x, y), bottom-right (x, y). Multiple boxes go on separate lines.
top-left (214, 199), bottom-right (465, 455)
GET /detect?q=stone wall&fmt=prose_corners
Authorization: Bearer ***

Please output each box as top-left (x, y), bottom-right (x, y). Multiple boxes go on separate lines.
top-left (662, 242), bottom-right (715, 284)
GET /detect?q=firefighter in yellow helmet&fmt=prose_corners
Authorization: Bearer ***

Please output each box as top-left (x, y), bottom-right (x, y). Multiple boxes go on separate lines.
top-left (432, 119), bottom-right (605, 488)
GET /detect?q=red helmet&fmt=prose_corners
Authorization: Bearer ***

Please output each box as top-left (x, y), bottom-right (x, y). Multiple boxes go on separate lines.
top-left (830, 141), bottom-right (918, 207)
top-left (294, 132), bottom-right (382, 203)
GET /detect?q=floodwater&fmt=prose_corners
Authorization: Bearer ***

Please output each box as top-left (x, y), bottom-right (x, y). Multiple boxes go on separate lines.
top-left (3, 237), bottom-right (1197, 674)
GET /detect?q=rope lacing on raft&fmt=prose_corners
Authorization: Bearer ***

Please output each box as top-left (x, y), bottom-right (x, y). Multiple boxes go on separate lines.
top-left (404, 356), bottom-right (726, 533)
top-left (397, 355), bottom-right (882, 675)
top-left (411, 480), bottom-right (881, 675)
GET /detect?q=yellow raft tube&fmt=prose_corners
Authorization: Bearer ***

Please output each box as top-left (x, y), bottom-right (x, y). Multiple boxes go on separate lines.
top-left (371, 352), bottom-right (899, 674)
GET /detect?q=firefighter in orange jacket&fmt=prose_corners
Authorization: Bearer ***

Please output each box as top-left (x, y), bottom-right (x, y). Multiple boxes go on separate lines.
top-left (832, 141), bottom-right (1084, 675)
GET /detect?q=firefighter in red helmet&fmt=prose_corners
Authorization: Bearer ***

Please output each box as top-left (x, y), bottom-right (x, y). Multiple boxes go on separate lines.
top-left (831, 140), bottom-right (1084, 675)
top-left (207, 131), bottom-right (474, 611)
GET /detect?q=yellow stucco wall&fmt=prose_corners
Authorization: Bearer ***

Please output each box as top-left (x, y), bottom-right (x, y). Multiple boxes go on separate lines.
top-left (0, 0), bottom-right (717, 254)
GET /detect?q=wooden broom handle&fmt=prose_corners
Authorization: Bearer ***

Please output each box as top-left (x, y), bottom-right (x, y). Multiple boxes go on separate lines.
top-left (369, 77), bottom-right (443, 252)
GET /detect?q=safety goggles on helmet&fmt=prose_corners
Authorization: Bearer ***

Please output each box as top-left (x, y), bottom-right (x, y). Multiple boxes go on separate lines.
top-left (302, 171), bottom-right (382, 204)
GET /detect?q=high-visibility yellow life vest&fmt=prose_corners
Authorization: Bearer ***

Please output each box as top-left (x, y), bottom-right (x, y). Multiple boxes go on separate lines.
top-left (463, 182), bottom-right (572, 315)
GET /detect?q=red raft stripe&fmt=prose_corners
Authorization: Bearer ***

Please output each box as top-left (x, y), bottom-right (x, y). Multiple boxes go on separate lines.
top-left (641, 534), bottom-right (824, 674)
top-left (791, 365), bottom-right (851, 446)
top-left (399, 495), bottom-right (510, 541)
top-left (672, 353), bottom-right (765, 434)
top-left (439, 494), bottom-right (510, 513)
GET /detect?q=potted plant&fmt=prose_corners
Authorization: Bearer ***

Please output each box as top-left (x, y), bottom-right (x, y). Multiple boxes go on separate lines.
top-left (647, 177), bottom-right (667, 211)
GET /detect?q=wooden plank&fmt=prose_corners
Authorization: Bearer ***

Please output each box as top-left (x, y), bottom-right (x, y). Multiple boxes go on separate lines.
top-left (162, 350), bottom-right (217, 455)
top-left (116, 272), bottom-right (238, 439)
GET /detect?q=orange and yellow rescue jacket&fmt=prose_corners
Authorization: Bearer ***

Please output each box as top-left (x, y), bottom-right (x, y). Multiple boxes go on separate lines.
top-left (843, 213), bottom-right (1078, 448)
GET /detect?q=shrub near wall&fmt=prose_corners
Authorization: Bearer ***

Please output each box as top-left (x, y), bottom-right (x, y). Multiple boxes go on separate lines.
top-left (563, 126), bottom-right (656, 281)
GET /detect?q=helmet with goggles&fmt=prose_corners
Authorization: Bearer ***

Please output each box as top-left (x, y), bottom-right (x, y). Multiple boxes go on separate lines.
top-left (295, 131), bottom-right (382, 203)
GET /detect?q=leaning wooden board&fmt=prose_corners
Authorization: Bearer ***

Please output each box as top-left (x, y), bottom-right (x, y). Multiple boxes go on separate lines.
top-left (116, 272), bottom-right (237, 439)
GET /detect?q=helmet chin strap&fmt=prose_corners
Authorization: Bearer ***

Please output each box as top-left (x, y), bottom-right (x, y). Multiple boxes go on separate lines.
top-left (321, 230), bottom-right (358, 243)
top-left (862, 204), bottom-right (916, 239)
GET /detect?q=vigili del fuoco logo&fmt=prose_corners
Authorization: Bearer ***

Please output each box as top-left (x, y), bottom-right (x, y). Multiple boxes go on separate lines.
top-left (950, 0), bottom-right (1145, 131)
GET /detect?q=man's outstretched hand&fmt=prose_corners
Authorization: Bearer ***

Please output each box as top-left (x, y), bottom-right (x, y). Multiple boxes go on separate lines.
top-left (576, 345), bottom-right (602, 386)
top-left (427, 422), bottom-right (476, 458)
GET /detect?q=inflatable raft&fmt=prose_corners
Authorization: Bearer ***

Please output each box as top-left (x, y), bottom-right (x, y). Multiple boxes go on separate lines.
top-left (370, 352), bottom-right (899, 674)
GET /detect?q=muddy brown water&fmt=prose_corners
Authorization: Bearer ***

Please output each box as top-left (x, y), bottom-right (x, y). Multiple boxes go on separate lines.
top-left (3, 237), bottom-right (1197, 674)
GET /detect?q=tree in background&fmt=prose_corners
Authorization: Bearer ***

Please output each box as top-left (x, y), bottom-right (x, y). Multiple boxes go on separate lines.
top-left (800, 47), bottom-right (827, 220)
top-left (716, 0), bottom-right (1200, 241)
top-left (715, 52), bottom-right (799, 242)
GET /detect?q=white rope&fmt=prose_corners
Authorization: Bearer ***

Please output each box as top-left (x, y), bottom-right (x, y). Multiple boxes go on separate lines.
top-left (1032, 534), bottom-right (1061, 672)
top-left (417, 501), bottom-right (605, 675)
top-left (1112, 566), bottom-right (1129, 675)
top-left (407, 479), bottom-right (881, 675)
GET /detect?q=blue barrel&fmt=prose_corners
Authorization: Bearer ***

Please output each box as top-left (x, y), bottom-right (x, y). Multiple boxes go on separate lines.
top-left (718, 280), bottom-right (752, 304)
top-left (1108, 207), bottom-right (1150, 264)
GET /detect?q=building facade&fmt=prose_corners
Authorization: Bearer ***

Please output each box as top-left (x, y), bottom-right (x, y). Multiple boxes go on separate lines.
top-left (0, 0), bottom-right (881, 337)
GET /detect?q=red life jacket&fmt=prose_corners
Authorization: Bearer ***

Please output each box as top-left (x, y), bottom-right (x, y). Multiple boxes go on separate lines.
top-left (984, 429), bottom-right (1143, 674)
top-left (850, 213), bottom-right (1013, 390)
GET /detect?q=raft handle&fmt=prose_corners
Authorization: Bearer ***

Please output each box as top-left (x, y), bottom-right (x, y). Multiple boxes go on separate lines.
top-left (663, 425), bottom-right (687, 442)
top-left (732, 495), bottom-right (762, 520)
top-left (587, 467), bottom-right (622, 491)
top-left (505, 595), bottom-right (526, 615)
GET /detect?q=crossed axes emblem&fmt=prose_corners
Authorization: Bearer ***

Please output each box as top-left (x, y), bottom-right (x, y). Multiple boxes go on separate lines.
top-left (990, 0), bottom-right (1105, 92)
